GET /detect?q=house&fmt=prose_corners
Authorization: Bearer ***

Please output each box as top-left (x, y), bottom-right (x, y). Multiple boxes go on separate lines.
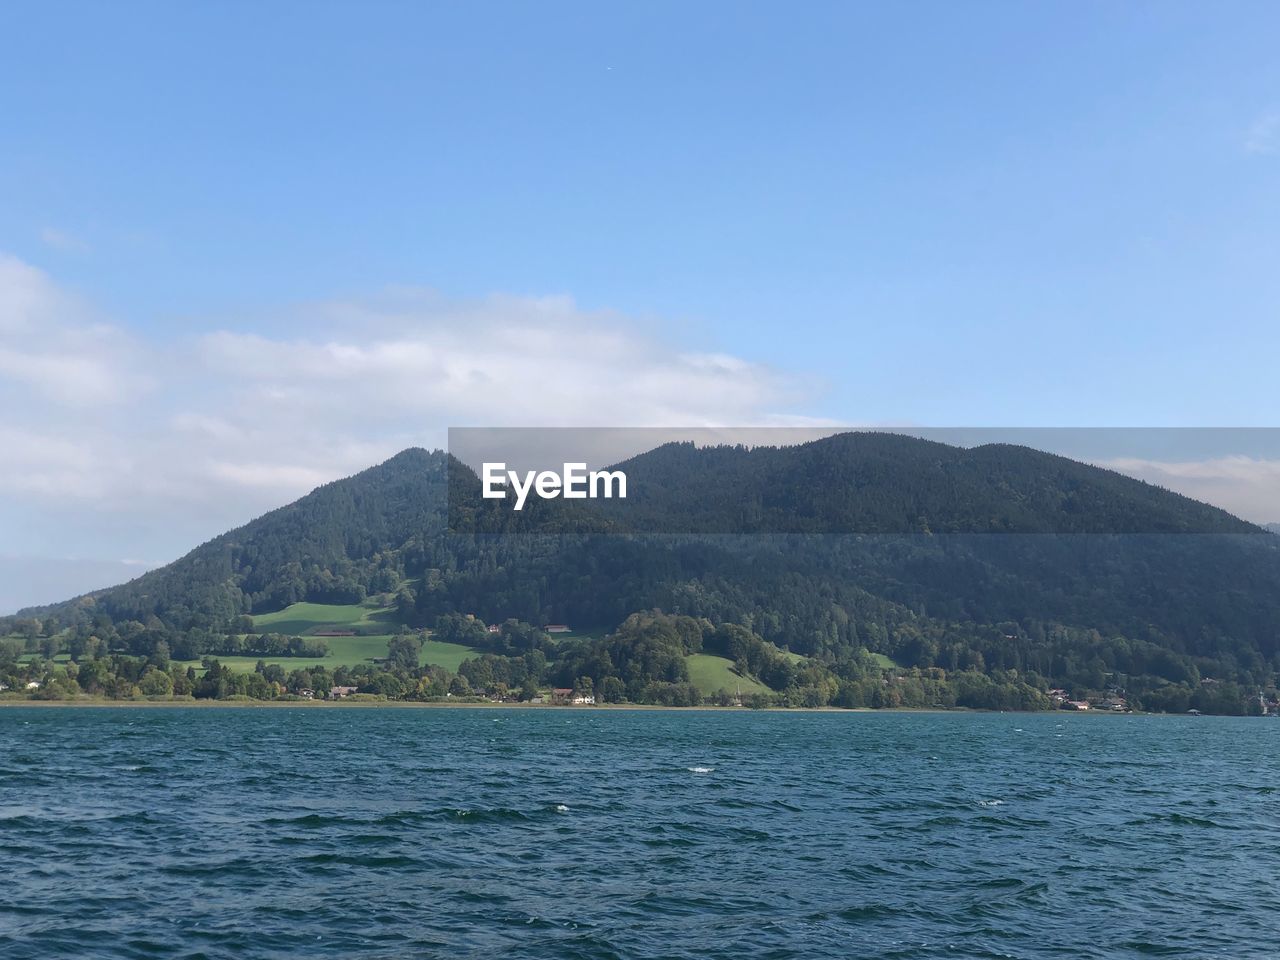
top-left (1064, 700), bottom-right (1091, 711)
top-left (25, 680), bottom-right (40, 690)
top-left (298, 688), bottom-right (315, 700)
top-left (545, 624), bottom-right (571, 634)
top-left (551, 688), bottom-right (573, 703)
top-left (1100, 697), bottom-right (1128, 712)
top-left (487, 624), bottom-right (501, 634)
top-left (330, 685), bottom-right (359, 699)
top-left (571, 693), bottom-right (596, 705)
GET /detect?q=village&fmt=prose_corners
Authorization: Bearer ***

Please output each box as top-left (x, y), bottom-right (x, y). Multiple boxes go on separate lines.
top-left (1046, 681), bottom-right (1280, 716)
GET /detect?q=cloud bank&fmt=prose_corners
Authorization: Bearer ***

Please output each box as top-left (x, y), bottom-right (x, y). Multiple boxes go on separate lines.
top-left (0, 254), bottom-right (807, 564)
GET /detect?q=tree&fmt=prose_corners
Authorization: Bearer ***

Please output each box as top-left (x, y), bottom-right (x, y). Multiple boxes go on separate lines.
top-left (387, 633), bottom-right (422, 673)
top-left (362, 672), bottom-right (403, 697)
top-left (448, 675), bottom-right (471, 697)
top-left (600, 676), bottom-right (626, 703)
top-left (139, 668), bottom-right (174, 698)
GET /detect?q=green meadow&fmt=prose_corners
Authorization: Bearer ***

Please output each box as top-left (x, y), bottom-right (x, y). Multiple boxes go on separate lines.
top-left (251, 601), bottom-right (399, 636)
top-left (685, 653), bottom-right (771, 697)
top-left (171, 600), bottom-right (477, 673)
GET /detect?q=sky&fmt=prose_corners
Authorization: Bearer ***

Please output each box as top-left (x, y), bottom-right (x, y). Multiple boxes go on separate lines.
top-left (2, 1), bottom-right (1280, 607)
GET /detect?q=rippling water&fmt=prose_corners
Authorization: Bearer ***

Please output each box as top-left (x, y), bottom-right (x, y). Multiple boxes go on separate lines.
top-left (1, 707), bottom-right (1277, 959)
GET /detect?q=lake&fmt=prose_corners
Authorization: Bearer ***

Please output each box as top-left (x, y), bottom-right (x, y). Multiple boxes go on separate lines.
top-left (1, 707), bottom-right (1276, 958)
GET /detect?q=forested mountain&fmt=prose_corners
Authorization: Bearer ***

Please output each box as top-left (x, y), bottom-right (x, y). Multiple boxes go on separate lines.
top-left (7, 434), bottom-right (1280, 712)
top-left (596, 434), bottom-right (1258, 535)
top-left (17, 449), bottom-right (449, 630)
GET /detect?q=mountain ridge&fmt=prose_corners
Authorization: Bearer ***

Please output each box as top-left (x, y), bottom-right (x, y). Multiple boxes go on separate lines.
top-left (23, 432), bottom-right (1265, 623)
top-left (7, 432), bottom-right (1280, 712)
top-left (590, 433), bottom-right (1260, 535)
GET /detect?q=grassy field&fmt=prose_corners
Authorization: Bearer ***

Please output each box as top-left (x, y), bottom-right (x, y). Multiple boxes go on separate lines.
top-left (415, 640), bottom-right (477, 672)
top-left (252, 601), bottom-right (399, 636)
top-left (685, 654), bottom-right (771, 697)
top-left (170, 601), bottom-right (478, 673)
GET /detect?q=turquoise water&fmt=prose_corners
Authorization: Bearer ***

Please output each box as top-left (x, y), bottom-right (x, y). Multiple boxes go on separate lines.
top-left (1, 707), bottom-right (1277, 958)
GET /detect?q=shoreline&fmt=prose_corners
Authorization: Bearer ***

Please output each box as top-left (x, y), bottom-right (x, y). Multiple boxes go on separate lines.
top-left (0, 698), bottom-right (863, 712)
top-left (0, 697), bottom-right (1156, 715)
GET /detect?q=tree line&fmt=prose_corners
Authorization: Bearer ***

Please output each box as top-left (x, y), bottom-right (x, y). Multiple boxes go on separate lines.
top-left (4, 610), bottom-right (1267, 715)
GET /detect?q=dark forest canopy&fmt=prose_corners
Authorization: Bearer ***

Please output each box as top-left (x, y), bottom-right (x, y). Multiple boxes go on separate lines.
top-left (6, 434), bottom-right (1280, 713)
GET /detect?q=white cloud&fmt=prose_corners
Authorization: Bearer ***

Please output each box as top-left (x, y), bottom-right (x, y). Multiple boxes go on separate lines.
top-left (193, 292), bottom-right (797, 429)
top-left (0, 255), bottom-right (812, 563)
top-left (209, 461), bottom-right (340, 493)
top-left (1095, 456), bottom-right (1280, 524)
top-left (0, 335), bottom-right (135, 406)
top-left (0, 253), bottom-right (67, 333)
top-left (0, 426), bottom-right (102, 498)
top-left (0, 254), bottom-right (147, 406)
top-left (1245, 111), bottom-right (1280, 155)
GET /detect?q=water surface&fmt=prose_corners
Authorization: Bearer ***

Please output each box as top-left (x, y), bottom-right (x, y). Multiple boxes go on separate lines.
top-left (1, 707), bottom-right (1277, 958)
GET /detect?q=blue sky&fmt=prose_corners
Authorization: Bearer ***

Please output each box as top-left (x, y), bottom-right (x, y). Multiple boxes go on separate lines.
top-left (2, 1), bottom-right (1279, 601)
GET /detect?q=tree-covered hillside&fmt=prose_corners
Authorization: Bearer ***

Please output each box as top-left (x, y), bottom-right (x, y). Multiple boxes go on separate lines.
top-left (598, 434), bottom-right (1259, 535)
top-left (6, 434), bottom-right (1280, 713)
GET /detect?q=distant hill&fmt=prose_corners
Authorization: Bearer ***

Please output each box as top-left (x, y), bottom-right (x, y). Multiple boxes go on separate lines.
top-left (8, 433), bottom-right (1280, 704)
top-left (1266, 523), bottom-right (1280, 535)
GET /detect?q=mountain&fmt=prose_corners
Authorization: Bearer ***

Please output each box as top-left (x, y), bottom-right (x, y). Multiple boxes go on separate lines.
top-left (20, 447), bottom-right (450, 627)
top-left (7, 433), bottom-right (1280, 709)
top-left (594, 433), bottom-right (1258, 534)
top-left (1266, 523), bottom-right (1280, 535)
